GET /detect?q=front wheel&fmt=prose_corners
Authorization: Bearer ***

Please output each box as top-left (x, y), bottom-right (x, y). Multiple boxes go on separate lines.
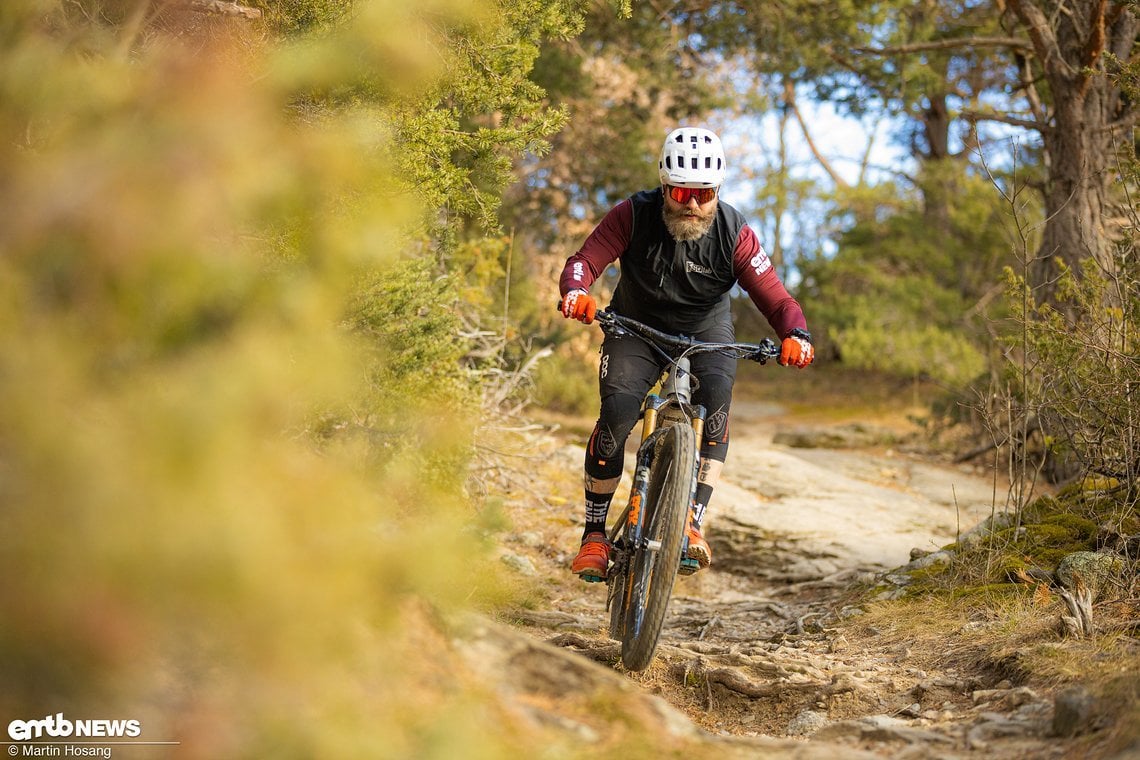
top-left (619, 422), bottom-right (696, 671)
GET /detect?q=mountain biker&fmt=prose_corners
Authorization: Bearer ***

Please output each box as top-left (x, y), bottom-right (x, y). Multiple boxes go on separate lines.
top-left (558, 126), bottom-right (813, 582)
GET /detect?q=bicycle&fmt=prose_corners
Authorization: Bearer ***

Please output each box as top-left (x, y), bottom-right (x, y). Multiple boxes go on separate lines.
top-left (571, 307), bottom-right (779, 671)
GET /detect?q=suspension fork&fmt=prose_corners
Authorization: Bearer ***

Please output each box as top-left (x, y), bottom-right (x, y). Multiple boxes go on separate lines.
top-left (634, 396), bottom-right (707, 529)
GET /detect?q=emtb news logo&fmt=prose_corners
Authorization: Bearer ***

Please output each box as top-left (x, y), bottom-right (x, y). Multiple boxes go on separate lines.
top-left (7, 714), bottom-right (141, 741)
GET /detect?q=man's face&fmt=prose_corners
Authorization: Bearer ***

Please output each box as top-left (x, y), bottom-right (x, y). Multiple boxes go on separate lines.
top-left (662, 185), bottom-right (718, 242)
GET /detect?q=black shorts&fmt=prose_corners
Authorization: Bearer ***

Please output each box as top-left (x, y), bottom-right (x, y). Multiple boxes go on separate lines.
top-left (597, 318), bottom-right (736, 459)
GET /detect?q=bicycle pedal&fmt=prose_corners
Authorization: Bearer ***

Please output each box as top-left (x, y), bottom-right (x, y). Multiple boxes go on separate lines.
top-left (678, 557), bottom-right (700, 576)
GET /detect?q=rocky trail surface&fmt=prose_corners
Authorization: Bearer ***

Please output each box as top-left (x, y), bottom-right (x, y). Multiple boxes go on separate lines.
top-left (470, 398), bottom-right (1124, 759)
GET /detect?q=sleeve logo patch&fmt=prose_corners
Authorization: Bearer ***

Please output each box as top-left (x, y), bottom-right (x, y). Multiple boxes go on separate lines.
top-left (750, 248), bottom-right (771, 276)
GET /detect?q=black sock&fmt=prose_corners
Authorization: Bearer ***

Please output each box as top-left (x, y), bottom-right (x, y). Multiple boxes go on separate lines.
top-left (692, 482), bottom-right (714, 527)
top-left (583, 491), bottom-right (612, 539)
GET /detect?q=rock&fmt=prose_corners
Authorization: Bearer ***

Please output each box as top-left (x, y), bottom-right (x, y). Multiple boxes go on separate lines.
top-left (815, 715), bottom-right (954, 745)
top-left (1056, 551), bottom-right (1125, 637)
top-left (972, 689), bottom-right (1005, 705)
top-left (1053, 686), bottom-right (1096, 737)
top-left (872, 586), bottom-right (907, 601)
top-left (772, 422), bottom-right (900, 449)
top-left (1056, 551), bottom-right (1125, 598)
top-left (967, 716), bottom-right (1037, 749)
top-left (1104, 739), bottom-right (1140, 760)
top-left (786, 709), bottom-right (830, 737)
top-left (1009, 686), bottom-right (1040, 708)
top-left (500, 552), bottom-right (538, 576)
top-left (901, 550), bottom-right (952, 571)
top-left (897, 703), bottom-right (922, 718)
top-left (514, 531), bottom-right (544, 548)
top-left (955, 512), bottom-right (1017, 550)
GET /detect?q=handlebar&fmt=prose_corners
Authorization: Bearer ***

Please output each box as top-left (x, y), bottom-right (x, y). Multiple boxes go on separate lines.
top-left (559, 301), bottom-right (779, 364)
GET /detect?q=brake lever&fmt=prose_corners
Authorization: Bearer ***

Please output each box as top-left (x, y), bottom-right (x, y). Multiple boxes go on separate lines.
top-left (751, 338), bottom-right (779, 364)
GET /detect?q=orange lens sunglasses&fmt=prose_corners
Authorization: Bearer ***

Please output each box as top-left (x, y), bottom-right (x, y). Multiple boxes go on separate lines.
top-left (666, 185), bottom-right (718, 205)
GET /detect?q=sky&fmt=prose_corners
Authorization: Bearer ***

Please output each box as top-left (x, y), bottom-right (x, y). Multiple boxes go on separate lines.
top-left (717, 99), bottom-right (912, 207)
top-left (704, 99), bottom-right (915, 278)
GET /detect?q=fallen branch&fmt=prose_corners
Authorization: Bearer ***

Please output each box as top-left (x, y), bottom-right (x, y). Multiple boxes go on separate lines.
top-left (671, 661), bottom-right (822, 699)
top-left (508, 609), bottom-right (595, 630)
top-left (697, 615), bottom-right (720, 641)
top-left (546, 632), bottom-right (621, 663)
top-left (1058, 584), bottom-right (1095, 637)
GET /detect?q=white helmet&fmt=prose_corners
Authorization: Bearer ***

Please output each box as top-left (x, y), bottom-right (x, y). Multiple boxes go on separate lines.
top-left (658, 127), bottom-right (726, 188)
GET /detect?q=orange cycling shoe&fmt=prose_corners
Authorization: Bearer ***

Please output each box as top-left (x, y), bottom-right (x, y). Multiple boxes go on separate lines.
top-left (685, 522), bottom-right (712, 570)
top-left (571, 532), bottom-right (610, 582)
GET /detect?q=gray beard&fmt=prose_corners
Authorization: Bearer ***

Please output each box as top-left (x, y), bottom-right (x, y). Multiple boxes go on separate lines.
top-left (662, 203), bottom-right (716, 242)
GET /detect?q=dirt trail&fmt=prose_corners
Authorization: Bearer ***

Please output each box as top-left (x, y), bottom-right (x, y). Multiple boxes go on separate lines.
top-left (477, 401), bottom-right (1088, 759)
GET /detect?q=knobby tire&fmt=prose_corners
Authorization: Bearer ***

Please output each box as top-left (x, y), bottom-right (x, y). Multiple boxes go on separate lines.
top-left (607, 507), bottom-right (630, 642)
top-left (619, 421), bottom-right (696, 671)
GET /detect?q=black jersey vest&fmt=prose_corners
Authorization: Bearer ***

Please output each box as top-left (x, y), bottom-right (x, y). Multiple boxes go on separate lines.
top-left (609, 188), bottom-right (746, 334)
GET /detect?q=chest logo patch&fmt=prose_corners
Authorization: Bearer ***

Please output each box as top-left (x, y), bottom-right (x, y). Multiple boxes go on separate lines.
top-left (685, 260), bottom-right (714, 276)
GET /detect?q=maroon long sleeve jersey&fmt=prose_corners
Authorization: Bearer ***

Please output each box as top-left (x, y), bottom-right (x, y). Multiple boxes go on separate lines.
top-left (558, 189), bottom-right (808, 338)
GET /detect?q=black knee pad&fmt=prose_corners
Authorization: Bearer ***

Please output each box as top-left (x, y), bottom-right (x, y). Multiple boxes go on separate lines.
top-left (585, 393), bottom-right (642, 480)
top-left (694, 371), bottom-right (733, 462)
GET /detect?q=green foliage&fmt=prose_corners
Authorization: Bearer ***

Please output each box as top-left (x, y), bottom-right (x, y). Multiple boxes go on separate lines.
top-left (380, 0), bottom-right (588, 238)
top-left (348, 256), bottom-right (473, 397)
top-left (0, 0), bottom-right (537, 754)
top-left (1002, 251), bottom-right (1140, 489)
top-left (503, 0), bottom-right (731, 243)
top-left (900, 495), bottom-right (1102, 596)
top-left (531, 350), bottom-right (598, 415)
top-left (256, 0), bottom-right (354, 35)
top-left (990, 512), bottom-right (1100, 576)
top-left (802, 162), bottom-right (1009, 386)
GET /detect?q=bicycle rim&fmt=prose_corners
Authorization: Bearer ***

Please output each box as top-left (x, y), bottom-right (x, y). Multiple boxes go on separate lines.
top-left (620, 422), bottom-right (696, 671)
top-left (606, 521), bottom-right (631, 641)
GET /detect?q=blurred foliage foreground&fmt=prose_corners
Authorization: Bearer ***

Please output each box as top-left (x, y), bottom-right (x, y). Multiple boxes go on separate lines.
top-left (0, 2), bottom-right (541, 756)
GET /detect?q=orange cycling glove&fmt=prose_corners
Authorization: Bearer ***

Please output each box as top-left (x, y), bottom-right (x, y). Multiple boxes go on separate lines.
top-left (561, 289), bottom-right (597, 324)
top-left (779, 329), bottom-right (814, 368)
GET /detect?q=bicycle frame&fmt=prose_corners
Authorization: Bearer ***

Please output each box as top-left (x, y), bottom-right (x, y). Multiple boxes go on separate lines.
top-left (563, 305), bottom-right (779, 668)
top-left (598, 306), bottom-right (777, 561)
top-left (606, 365), bottom-right (705, 634)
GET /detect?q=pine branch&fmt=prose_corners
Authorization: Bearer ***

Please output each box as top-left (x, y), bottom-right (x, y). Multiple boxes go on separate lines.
top-left (852, 36), bottom-right (1033, 56)
top-left (960, 108), bottom-right (1045, 133)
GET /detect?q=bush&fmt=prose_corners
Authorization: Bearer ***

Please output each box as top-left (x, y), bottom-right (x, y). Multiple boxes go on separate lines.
top-left (531, 348), bottom-right (599, 416)
top-left (0, 2), bottom-right (525, 755)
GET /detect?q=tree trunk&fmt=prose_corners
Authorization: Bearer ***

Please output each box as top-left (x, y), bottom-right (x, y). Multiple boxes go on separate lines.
top-left (919, 93), bottom-right (958, 241)
top-left (1009, 1), bottom-right (1138, 308)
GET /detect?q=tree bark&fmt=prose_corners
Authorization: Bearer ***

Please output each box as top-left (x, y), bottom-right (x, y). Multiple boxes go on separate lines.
top-left (1007, 1), bottom-right (1138, 307)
